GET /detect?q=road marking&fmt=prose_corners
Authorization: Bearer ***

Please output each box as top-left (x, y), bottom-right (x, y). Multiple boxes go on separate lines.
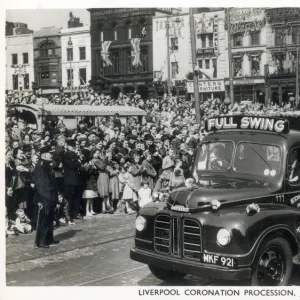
top-left (78, 266), bottom-right (148, 286)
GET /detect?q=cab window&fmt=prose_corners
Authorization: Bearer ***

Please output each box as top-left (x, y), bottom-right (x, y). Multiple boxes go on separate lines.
top-left (286, 146), bottom-right (300, 188)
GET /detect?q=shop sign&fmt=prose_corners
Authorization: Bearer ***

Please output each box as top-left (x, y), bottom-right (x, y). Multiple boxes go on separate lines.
top-left (196, 48), bottom-right (214, 55)
top-left (225, 78), bottom-right (265, 85)
top-left (92, 8), bottom-right (172, 16)
top-left (266, 8), bottom-right (300, 23)
top-left (225, 8), bottom-right (265, 35)
top-left (187, 80), bottom-right (225, 93)
top-left (41, 89), bottom-right (60, 94)
top-left (206, 116), bottom-right (289, 134)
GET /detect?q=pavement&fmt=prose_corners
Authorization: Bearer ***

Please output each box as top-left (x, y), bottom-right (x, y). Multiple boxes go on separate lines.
top-left (6, 213), bottom-right (300, 286)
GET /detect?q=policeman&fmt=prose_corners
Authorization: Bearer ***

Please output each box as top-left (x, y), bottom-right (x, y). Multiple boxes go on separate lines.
top-left (32, 145), bottom-right (59, 248)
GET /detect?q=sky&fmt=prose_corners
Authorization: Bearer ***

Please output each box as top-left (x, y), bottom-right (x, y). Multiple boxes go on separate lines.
top-left (6, 9), bottom-right (91, 30)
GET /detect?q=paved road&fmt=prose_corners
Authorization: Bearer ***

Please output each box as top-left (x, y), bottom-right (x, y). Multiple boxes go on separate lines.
top-left (6, 214), bottom-right (300, 286)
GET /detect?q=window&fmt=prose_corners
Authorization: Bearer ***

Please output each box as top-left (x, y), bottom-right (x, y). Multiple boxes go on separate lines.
top-left (171, 37), bottom-right (178, 51)
top-left (67, 48), bottom-right (73, 61)
top-left (126, 50), bottom-right (133, 73)
top-left (111, 52), bottom-right (120, 74)
top-left (275, 28), bottom-right (284, 46)
top-left (41, 70), bottom-right (50, 81)
top-left (23, 53), bottom-right (28, 64)
top-left (212, 59), bottom-right (217, 78)
top-left (233, 56), bottom-right (243, 77)
top-left (232, 34), bottom-right (243, 47)
top-left (251, 56), bottom-right (260, 76)
top-left (208, 34), bottom-right (213, 47)
top-left (195, 142), bottom-right (234, 172)
top-left (198, 60), bottom-right (203, 79)
top-left (250, 32), bottom-right (260, 46)
top-left (79, 68), bottom-right (87, 85)
top-left (24, 74), bottom-right (29, 89)
top-left (201, 35), bottom-right (206, 48)
top-left (140, 48), bottom-right (149, 72)
top-left (234, 143), bottom-right (281, 177)
top-left (39, 42), bottom-right (55, 58)
top-left (292, 27), bottom-right (300, 44)
top-left (12, 54), bottom-right (18, 65)
top-left (287, 147), bottom-right (300, 193)
top-left (79, 47), bottom-right (86, 60)
top-left (171, 62), bottom-right (178, 78)
top-left (114, 29), bottom-right (118, 41)
top-left (67, 69), bottom-right (73, 86)
top-left (139, 19), bottom-right (146, 38)
top-left (205, 59), bottom-right (210, 70)
top-left (12, 74), bottom-right (18, 90)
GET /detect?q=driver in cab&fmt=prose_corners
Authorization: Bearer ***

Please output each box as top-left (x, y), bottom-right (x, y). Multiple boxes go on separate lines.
top-left (209, 145), bottom-right (230, 171)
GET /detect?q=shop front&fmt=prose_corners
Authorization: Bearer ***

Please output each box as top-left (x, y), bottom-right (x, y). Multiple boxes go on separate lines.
top-left (186, 79), bottom-right (225, 101)
top-left (224, 77), bottom-right (265, 103)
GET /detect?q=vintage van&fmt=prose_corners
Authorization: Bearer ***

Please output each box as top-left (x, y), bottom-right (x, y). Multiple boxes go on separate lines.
top-left (130, 115), bottom-right (300, 286)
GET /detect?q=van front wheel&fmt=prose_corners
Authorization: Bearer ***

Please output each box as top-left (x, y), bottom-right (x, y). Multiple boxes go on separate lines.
top-left (251, 237), bottom-right (293, 286)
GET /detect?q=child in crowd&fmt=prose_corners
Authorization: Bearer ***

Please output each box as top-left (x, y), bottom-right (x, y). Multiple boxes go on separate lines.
top-left (5, 207), bottom-right (18, 237)
top-left (15, 209), bottom-right (32, 234)
top-left (54, 193), bottom-right (74, 226)
top-left (138, 180), bottom-right (153, 210)
top-left (121, 163), bottom-right (137, 214)
top-left (117, 164), bottom-right (126, 213)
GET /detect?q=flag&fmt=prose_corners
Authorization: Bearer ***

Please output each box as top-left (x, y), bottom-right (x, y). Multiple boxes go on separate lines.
top-left (101, 41), bottom-right (113, 66)
top-left (131, 38), bottom-right (142, 67)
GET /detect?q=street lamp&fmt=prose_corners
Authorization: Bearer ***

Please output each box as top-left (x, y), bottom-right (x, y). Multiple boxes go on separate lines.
top-left (68, 37), bottom-right (73, 96)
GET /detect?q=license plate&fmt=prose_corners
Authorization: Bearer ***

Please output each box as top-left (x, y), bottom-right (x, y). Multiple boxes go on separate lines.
top-left (200, 253), bottom-right (237, 269)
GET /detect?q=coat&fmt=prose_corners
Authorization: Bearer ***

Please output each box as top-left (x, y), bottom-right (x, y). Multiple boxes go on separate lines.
top-left (31, 160), bottom-right (58, 215)
top-left (106, 161), bottom-right (119, 200)
top-left (130, 163), bottom-right (142, 191)
top-left (93, 158), bottom-right (110, 197)
top-left (61, 150), bottom-right (84, 186)
top-left (141, 159), bottom-right (157, 190)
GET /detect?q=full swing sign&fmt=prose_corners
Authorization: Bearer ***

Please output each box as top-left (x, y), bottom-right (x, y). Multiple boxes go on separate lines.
top-left (206, 116), bottom-right (290, 134)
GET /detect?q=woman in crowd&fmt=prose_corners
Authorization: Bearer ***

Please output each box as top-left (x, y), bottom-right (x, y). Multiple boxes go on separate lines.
top-left (94, 149), bottom-right (112, 214)
top-left (106, 150), bottom-right (120, 211)
top-left (82, 149), bottom-right (100, 216)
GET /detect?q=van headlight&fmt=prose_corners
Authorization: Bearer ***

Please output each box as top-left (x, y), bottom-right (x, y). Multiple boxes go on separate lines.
top-left (135, 216), bottom-right (146, 232)
top-left (217, 228), bottom-right (232, 246)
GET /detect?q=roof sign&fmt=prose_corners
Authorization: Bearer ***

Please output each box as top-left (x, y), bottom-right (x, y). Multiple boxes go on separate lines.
top-left (206, 116), bottom-right (289, 134)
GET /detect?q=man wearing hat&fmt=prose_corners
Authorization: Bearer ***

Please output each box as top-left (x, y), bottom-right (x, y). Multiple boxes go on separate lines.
top-left (31, 145), bottom-right (59, 248)
top-left (61, 139), bottom-right (85, 222)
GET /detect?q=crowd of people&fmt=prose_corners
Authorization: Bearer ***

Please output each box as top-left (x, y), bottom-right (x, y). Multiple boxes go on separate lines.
top-left (5, 89), bottom-right (201, 241)
top-left (5, 88), bottom-right (300, 243)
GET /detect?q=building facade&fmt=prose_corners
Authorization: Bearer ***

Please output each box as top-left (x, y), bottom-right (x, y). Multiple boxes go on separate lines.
top-left (153, 9), bottom-right (226, 100)
top-left (88, 8), bottom-right (176, 98)
top-left (265, 7), bottom-right (300, 105)
top-left (61, 26), bottom-right (91, 90)
top-left (224, 8), bottom-right (268, 103)
top-left (5, 23), bottom-right (34, 91)
top-left (33, 27), bottom-right (62, 95)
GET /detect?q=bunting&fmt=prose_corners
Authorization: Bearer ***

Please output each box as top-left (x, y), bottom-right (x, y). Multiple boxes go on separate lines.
top-left (101, 41), bottom-right (113, 66)
top-left (131, 38), bottom-right (142, 67)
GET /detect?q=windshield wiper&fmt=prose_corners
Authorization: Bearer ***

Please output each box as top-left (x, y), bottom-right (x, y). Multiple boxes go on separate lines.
top-left (247, 144), bottom-right (272, 169)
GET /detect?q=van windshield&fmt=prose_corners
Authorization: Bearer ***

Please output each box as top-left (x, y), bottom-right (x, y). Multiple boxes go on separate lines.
top-left (195, 141), bottom-right (281, 178)
top-left (196, 142), bottom-right (234, 172)
top-left (233, 143), bottom-right (281, 177)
